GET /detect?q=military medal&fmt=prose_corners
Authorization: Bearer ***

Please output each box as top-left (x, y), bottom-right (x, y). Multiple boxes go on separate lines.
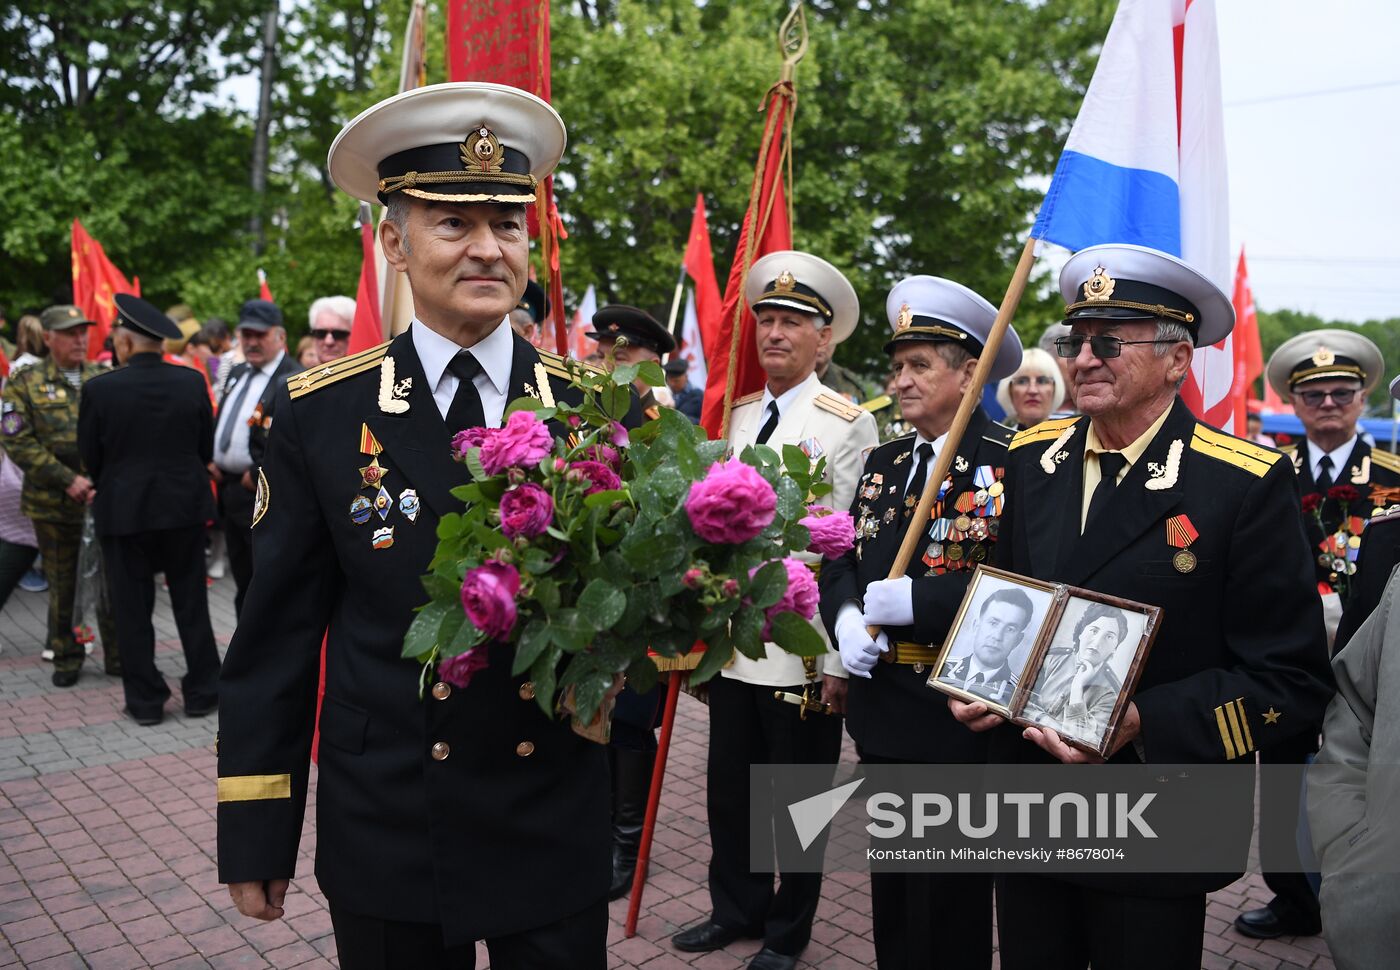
top-left (953, 514), bottom-right (973, 533)
top-left (871, 473), bottom-right (884, 485)
top-left (968, 544), bottom-right (987, 563)
top-left (374, 485), bottom-right (393, 519)
top-left (929, 519), bottom-right (951, 542)
top-left (969, 518), bottom-right (989, 541)
top-left (1166, 514), bottom-right (1199, 573)
top-left (945, 542), bottom-right (964, 562)
top-left (360, 457), bottom-right (388, 488)
top-left (398, 489), bottom-right (420, 523)
top-left (350, 495), bottom-right (373, 525)
top-left (883, 508), bottom-right (897, 524)
top-left (360, 423), bottom-right (383, 456)
top-left (372, 526), bottom-right (395, 550)
top-left (988, 480), bottom-right (1004, 498)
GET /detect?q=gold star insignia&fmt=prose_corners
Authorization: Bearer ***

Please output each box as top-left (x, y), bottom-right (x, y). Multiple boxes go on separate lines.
top-left (359, 457), bottom-right (387, 488)
top-left (1263, 707), bottom-right (1281, 725)
top-left (297, 372), bottom-right (317, 390)
top-left (321, 366), bottom-right (334, 377)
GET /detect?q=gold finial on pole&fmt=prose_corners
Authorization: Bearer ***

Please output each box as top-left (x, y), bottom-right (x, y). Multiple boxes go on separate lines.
top-left (779, 2), bottom-right (808, 83)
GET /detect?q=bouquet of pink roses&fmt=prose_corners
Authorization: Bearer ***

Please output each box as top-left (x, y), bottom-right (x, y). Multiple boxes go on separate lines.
top-left (403, 359), bottom-right (855, 723)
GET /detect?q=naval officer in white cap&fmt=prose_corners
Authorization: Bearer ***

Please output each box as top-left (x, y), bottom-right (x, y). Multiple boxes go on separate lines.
top-left (216, 82), bottom-right (643, 969)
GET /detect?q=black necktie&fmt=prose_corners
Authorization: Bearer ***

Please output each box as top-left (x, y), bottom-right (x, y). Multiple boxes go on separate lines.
top-left (445, 352), bottom-right (485, 432)
top-left (904, 443), bottom-right (934, 516)
top-left (755, 401), bottom-right (780, 445)
top-left (1086, 451), bottom-right (1127, 528)
top-left (1316, 454), bottom-right (1334, 492)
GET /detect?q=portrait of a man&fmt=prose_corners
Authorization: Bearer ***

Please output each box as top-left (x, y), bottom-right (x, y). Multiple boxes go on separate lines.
top-left (936, 583), bottom-right (1042, 706)
top-left (1022, 600), bottom-right (1142, 748)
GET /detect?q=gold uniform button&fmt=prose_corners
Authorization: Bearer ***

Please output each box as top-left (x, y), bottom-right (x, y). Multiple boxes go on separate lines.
top-left (431, 741), bottom-right (450, 761)
top-left (515, 741), bottom-right (535, 757)
top-left (518, 682), bottom-right (536, 701)
top-left (431, 682), bottom-right (452, 701)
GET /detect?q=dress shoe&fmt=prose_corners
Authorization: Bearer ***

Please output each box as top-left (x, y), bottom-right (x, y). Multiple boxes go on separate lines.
top-left (748, 947), bottom-right (798, 970)
top-left (672, 919), bottom-right (747, 953)
top-left (185, 700), bottom-right (218, 718)
top-left (1234, 905), bottom-right (1321, 939)
top-left (123, 708), bottom-right (164, 727)
top-left (51, 669), bottom-right (79, 688)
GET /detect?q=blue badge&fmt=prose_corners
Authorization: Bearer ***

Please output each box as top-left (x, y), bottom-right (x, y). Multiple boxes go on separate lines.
top-left (398, 488), bottom-right (420, 523)
top-left (350, 495), bottom-right (373, 526)
top-left (374, 485), bottom-right (392, 520)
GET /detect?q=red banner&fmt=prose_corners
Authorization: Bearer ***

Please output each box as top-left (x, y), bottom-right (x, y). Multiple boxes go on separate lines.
top-left (351, 205), bottom-right (384, 355)
top-left (71, 219), bottom-right (140, 360)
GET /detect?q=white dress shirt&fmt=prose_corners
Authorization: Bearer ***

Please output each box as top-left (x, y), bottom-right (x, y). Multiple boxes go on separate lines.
top-left (1309, 435), bottom-right (1358, 483)
top-left (214, 351), bottom-right (285, 473)
top-left (757, 380), bottom-right (809, 431)
top-left (411, 318), bottom-right (515, 428)
top-left (904, 429), bottom-right (949, 493)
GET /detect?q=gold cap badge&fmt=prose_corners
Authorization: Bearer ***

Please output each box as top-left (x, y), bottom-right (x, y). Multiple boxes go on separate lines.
top-left (1312, 345), bottom-right (1335, 367)
top-left (896, 303), bottom-right (913, 331)
top-left (461, 126), bottom-right (505, 173)
top-left (1083, 265), bottom-right (1116, 302)
top-left (774, 269), bottom-right (797, 293)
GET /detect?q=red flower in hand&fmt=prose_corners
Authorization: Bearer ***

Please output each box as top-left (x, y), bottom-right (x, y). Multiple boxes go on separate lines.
top-left (1301, 493), bottom-right (1323, 514)
top-left (1328, 484), bottom-right (1360, 503)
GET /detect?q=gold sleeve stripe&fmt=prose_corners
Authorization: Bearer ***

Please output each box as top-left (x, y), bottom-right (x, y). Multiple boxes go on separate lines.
top-left (1190, 424), bottom-right (1283, 478)
top-left (288, 342), bottom-right (390, 399)
top-left (1214, 705), bottom-right (1238, 760)
top-left (1371, 448), bottom-right (1400, 473)
top-left (814, 394), bottom-right (862, 422)
top-left (1009, 417), bottom-right (1078, 451)
top-left (1233, 697), bottom-right (1255, 754)
top-left (1221, 699), bottom-right (1248, 757)
top-left (218, 774), bottom-right (292, 803)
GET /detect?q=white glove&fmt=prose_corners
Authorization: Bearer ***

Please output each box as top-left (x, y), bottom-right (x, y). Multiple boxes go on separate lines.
top-left (836, 603), bottom-right (887, 678)
top-left (862, 576), bottom-right (915, 627)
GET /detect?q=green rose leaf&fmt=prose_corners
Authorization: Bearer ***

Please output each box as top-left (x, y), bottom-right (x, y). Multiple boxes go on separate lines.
top-left (768, 611), bottom-right (828, 657)
top-left (625, 655), bottom-right (660, 695)
top-left (731, 604), bottom-right (767, 653)
top-left (513, 618), bottom-right (551, 675)
top-left (577, 579), bottom-right (627, 631)
top-left (774, 476), bottom-right (806, 521)
top-left (687, 640), bottom-right (735, 684)
top-left (534, 577), bottom-right (561, 612)
top-left (634, 360), bottom-right (664, 388)
top-left (464, 449), bottom-right (489, 482)
top-left (403, 600), bottom-right (453, 661)
top-left (747, 560), bottom-right (789, 610)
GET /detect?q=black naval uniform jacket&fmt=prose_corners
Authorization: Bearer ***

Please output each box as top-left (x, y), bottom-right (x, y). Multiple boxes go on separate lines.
top-left (819, 407), bottom-right (1013, 763)
top-left (216, 329), bottom-right (639, 943)
top-left (1336, 507), bottom-right (1400, 649)
top-left (1280, 437), bottom-right (1400, 597)
top-left (988, 399), bottom-right (1334, 894)
top-left (77, 353), bottom-right (215, 536)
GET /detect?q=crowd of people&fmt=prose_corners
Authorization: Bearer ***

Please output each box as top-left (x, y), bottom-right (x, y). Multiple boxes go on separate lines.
top-left (1, 79), bottom-right (1395, 970)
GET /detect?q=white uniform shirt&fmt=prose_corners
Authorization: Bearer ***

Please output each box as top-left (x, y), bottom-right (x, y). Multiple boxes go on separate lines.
top-left (214, 351), bottom-right (286, 473)
top-left (411, 317), bottom-right (515, 427)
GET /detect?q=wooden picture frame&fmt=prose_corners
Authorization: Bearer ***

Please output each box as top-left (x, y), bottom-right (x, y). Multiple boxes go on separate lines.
top-left (928, 565), bottom-right (1162, 757)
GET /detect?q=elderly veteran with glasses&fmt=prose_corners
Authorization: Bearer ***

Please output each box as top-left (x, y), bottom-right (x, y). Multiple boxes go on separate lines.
top-left (948, 243), bottom-right (1334, 970)
top-left (996, 346), bottom-right (1067, 430)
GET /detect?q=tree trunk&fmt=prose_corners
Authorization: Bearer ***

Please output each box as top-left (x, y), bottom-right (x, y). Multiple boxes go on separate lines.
top-left (249, 2), bottom-right (279, 256)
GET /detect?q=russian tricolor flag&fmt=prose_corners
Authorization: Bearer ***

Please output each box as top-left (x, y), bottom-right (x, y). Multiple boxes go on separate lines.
top-left (1033, 0), bottom-right (1236, 430)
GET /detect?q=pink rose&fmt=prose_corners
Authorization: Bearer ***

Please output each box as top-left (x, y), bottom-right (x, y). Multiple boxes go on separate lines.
top-left (499, 483), bottom-right (554, 539)
top-left (460, 561), bottom-right (521, 640)
top-left (608, 421), bottom-right (630, 448)
top-left (682, 568), bottom-right (705, 590)
top-left (685, 459), bottom-right (777, 544)
top-left (479, 410), bottom-right (553, 476)
top-left (452, 426), bottom-right (493, 460)
top-left (581, 443), bottom-right (621, 471)
top-left (438, 647), bottom-right (490, 688)
top-left (568, 459), bottom-right (621, 495)
top-left (800, 506), bottom-right (856, 559)
top-left (755, 558), bottom-right (819, 637)
top-left (721, 578), bottom-right (740, 598)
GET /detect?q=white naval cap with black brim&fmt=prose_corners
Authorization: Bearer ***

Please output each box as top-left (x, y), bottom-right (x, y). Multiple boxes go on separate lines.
top-left (1267, 329), bottom-right (1382, 399)
top-left (745, 250), bottom-right (860, 346)
top-left (1058, 243), bottom-right (1234, 348)
top-left (883, 275), bottom-right (1023, 381)
top-left (327, 82), bottom-right (566, 206)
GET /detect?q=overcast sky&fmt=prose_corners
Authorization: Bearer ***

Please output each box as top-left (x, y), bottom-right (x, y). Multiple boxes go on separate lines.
top-left (223, 1), bottom-right (1398, 323)
top-left (1218, 0), bottom-right (1400, 323)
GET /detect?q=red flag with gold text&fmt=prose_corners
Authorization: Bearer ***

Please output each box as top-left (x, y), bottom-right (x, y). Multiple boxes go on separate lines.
top-left (71, 219), bottom-right (139, 360)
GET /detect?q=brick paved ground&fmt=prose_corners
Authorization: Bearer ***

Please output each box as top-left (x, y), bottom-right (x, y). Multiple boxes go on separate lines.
top-left (0, 577), bottom-right (1336, 968)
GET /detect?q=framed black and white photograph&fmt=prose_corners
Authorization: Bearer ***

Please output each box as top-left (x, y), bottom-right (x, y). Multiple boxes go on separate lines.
top-left (1013, 591), bottom-right (1161, 757)
top-left (927, 567), bottom-right (1059, 716)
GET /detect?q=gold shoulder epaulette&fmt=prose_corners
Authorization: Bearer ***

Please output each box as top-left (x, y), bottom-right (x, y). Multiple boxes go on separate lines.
top-left (861, 394), bottom-right (893, 413)
top-left (1009, 416), bottom-right (1079, 451)
top-left (1190, 423), bottom-right (1283, 478)
top-left (732, 391), bottom-right (763, 408)
top-left (1279, 442), bottom-right (1297, 455)
top-left (288, 342), bottom-right (389, 399)
top-left (1370, 448), bottom-right (1400, 474)
top-left (535, 348), bottom-right (606, 382)
top-left (814, 392), bottom-right (863, 422)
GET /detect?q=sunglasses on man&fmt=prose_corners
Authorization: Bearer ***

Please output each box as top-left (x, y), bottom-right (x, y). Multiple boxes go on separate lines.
top-left (310, 328), bottom-right (351, 342)
top-left (1054, 334), bottom-right (1178, 359)
top-left (1293, 388), bottom-right (1359, 408)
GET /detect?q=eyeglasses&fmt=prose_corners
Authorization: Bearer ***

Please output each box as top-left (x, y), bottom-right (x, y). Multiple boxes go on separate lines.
top-left (1010, 375), bottom-right (1055, 388)
top-left (1054, 334), bottom-right (1178, 359)
top-left (1295, 388), bottom-right (1359, 407)
top-left (310, 328), bottom-right (350, 342)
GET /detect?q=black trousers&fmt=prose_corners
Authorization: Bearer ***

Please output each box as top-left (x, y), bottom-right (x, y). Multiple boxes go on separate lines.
top-left (328, 897), bottom-right (606, 970)
top-left (705, 674), bottom-right (844, 956)
top-left (1259, 730), bottom-right (1321, 922)
top-left (100, 526), bottom-right (221, 718)
top-left (0, 538), bottom-right (38, 612)
top-left (218, 476), bottom-right (254, 616)
top-left (860, 750), bottom-right (992, 970)
top-left (996, 872), bottom-right (1206, 970)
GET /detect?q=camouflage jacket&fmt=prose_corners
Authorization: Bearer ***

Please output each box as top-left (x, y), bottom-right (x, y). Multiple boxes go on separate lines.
top-left (1, 357), bottom-right (104, 523)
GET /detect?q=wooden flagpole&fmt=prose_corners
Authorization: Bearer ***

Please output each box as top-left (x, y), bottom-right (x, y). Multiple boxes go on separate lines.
top-left (872, 236), bottom-right (1040, 604)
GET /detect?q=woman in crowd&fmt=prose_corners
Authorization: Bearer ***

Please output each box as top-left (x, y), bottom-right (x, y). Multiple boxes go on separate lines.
top-left (995, 346), bottom-right (1065, 430)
